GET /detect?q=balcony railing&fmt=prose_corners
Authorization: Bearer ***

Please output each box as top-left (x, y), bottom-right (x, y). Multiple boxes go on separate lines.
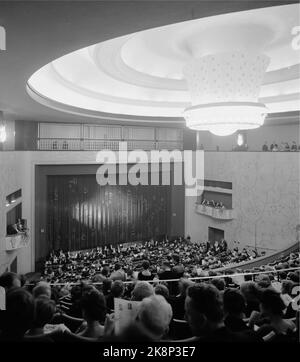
top-left (195, 203), bottom-right (235, 220)
top-left (5, 232), bottom-right (30, 251)
top-left (38, 139), bottom-right (183, 151)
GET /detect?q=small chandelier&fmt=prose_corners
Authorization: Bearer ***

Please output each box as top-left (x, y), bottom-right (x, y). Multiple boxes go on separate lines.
top-left (183, 52), bottom-right (270, 136)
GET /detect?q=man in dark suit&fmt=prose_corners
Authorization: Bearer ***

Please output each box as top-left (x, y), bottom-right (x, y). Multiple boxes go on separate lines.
top-left (159, 261), bottom-right (178, 296)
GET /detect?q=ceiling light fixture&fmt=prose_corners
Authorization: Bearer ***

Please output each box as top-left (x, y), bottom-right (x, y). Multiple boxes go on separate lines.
top-left (183, 52), bottom-right (270, 136)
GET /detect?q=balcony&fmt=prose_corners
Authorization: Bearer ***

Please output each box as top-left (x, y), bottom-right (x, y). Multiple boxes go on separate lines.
top-left (5, 232), bottom-right (29, 251)
top-left (195, 203), bottom-right (235, 220)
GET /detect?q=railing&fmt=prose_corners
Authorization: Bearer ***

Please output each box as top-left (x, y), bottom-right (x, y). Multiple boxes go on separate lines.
top-left (38, 138), bottom-right (81, 150)
top-left (5, 232), bottom-right (30, 250)
top-left (216, 241), bottom-right (300, 272)
top-left (38, 138), bottom-right (183, 151)
top-left (195, 203), bottom-right (235, 220)
top-left (33, 266), bottom-right (300, 286)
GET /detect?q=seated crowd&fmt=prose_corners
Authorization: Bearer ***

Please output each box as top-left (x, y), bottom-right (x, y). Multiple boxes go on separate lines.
top-left (40, 238), bottom-right (261, 285)
top-left (0, 251), bottom-right (299, 342)
top-left (201, 199), bottom-right (226, 209)
top-left (262, 141), bottom-right (299, 152)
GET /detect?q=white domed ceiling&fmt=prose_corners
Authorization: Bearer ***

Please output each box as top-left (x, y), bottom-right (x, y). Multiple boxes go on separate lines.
top-left (27, 3), bottom-right (300, 121)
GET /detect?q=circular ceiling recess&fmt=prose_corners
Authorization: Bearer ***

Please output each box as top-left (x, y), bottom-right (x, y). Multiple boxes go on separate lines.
top-left (27, 3), bottom-right (300, 123)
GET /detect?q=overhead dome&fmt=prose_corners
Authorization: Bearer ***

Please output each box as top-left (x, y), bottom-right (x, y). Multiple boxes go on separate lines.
top-left (27, 3), bottom-right (300, 127)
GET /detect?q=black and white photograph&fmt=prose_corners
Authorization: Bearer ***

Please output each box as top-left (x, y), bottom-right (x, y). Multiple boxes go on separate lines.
top-left (0, 0), bottom-right (299, 357)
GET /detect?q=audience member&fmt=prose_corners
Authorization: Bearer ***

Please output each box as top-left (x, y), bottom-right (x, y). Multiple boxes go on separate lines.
top-left (185, 283), bottom-right (252, 342)
top-left (0, 272), bottom-right (21, 292)
top-left (32, 281), bottom-right (51, 299)
top-left (131, 281), bottom-right (154, 301)
top-left (27, 295), bottom-right (56, 336)
top-left (138, 261), bottom-right (153, 281)
top-left (154, 284), bottom-right (170, 300)
top-left (77, 288), bottom-right (106, 338)
top-left (256, 289), bottom-right (297, 340)
top-left (0, 288), bottom-right (34, 341)
top-left (106, 280), bottom-right (125, 311)
top-left (223, 289), bottom-right (249, 332)
top-left (136, 295), bottom-right (173, 341)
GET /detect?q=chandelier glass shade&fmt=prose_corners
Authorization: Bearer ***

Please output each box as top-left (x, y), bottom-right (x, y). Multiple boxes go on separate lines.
top-left (183, 101), bottom-right (267, 136)
top-left (183, 52), bottom-right (270, 136)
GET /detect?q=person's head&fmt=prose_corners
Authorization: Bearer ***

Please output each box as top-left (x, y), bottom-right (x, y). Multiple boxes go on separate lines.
top-left (32, 281), bottom-right (51, 299)
top-left (102, 278), bottom-right (112, 295)
top-left (142, 260), bottom-right (150, 270)
top-left (257, 274), bottom-right (271, 288)
top-left (111, 280), bottom-right (125, 298)
top-left (80, 288), bottom-right (106, 323)
top-left (259, 289), bottom-right (286, 317)
top-left (19, 274), bottom-right (28, 288)
top-left (185, 283), bottom-right (224, 336)
top-left (211, 278), bottom-right (226, 291)
top-left (3, 287), bottom-right (34, 338)
top-left (132, 281), bottom-right (154, 301)
top-left (101, 266), bottom-right (110, 277)
top-left (172, 254), bottom-right (180, 264)
top-left (136, 295), bottom-right (173, 340)
top-left (33, 295), bottom-right (56, 329)
top-left (178, 278), bottom-right (194, 296)
top-left (162, 261), bottom-right (171, 271)
top-left (240, 281), bottom-right (260, 303)
top-left (244, 272), bottom-right (253, 282)
top-left (0, 272), bottom-right (21, 291)
top-left (154, 284), bottom-right (169, 300)
top-left (114, 263), bottom-right (122, 271)
top-left (281, 280), bottom-right (295, 296)
top-left (223, 289), bottom-right (246, 317)
top-left (70, 285), bottom-right (82, 301)
top-left (287, 272), bottom-right (299, 283)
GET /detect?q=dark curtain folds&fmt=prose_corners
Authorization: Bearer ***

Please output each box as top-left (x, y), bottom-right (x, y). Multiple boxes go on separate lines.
top-left (47, 175), bottom-right (170, 251)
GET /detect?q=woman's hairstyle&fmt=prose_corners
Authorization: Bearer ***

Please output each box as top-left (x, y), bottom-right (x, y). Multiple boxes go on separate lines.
top-left (33, 295), bottom-right (56, 328)
top-left (0, 272), bottom-right (20, 289)
top-left (281, 280), bottom-right (294, 295)
top-left (259, 289), bottom-right (286, 316)
top-left (80, 288), bottom-right (106, 322)
top-left (142, 260), bottom-right (150, 270)
top-left (223, 288), bottom-right (246, 315)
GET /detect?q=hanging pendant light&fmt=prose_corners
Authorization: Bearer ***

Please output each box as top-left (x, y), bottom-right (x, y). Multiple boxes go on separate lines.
top-left (183, 52), bottom-right (269, 136)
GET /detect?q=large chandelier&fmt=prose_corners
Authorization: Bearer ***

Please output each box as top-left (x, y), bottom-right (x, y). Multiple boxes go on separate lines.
top-left (183, 52), bottom-right (270, 136)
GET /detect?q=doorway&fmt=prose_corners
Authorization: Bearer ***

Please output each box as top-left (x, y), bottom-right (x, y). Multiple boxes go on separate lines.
top-left (208, 227), bottom-right (224, 243)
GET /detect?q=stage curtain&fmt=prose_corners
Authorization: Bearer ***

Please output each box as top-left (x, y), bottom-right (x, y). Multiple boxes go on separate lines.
top-left (47, 175), bottom-right (170, 251)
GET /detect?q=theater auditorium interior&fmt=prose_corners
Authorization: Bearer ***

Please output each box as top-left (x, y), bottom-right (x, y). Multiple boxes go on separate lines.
top-left (0, 0), bottom-right (299, 348)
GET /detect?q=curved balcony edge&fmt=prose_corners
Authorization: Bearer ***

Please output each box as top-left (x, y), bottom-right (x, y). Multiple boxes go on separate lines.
top-left (4, 233), bottom-right (30, 251)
